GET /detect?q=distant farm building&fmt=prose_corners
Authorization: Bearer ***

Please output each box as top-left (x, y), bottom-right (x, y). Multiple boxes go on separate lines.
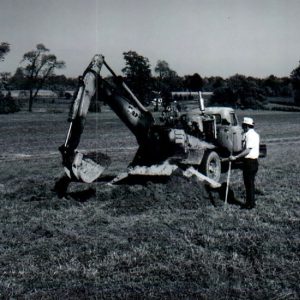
top-left (1, 90), bottom-right (28, 99)
top-left (35, 89), bottom-right (58, 98)
top-left (0, 89), bottom-right (58, 99)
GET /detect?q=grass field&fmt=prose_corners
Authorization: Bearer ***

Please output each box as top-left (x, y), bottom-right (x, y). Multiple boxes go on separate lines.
top-left (0, 106), bottom-right (299, 299)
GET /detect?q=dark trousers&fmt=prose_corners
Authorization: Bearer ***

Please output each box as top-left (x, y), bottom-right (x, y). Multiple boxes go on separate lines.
top-left (243, 159), bottom-right (258, 207)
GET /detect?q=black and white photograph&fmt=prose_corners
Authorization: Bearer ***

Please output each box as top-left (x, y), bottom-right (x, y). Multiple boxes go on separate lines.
top-left (0, 0), bottom-right (299, 298)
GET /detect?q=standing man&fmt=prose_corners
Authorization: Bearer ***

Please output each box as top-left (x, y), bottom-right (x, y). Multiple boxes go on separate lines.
top-left (229, 117), bottom-right (260, 209)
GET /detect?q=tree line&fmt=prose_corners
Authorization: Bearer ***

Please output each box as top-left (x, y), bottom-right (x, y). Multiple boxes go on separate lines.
top-left (1, 42), bottom-right (300, 113)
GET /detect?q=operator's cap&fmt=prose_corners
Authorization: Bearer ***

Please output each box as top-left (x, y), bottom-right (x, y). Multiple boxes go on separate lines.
top-left (242, 117), bottom-right (254, 126)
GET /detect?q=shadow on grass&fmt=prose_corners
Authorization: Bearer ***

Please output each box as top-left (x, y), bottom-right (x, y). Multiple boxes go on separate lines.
top-left (68, 188), bottom-right (96, 202)
top-left (53, 175), bottom-right (97, 202)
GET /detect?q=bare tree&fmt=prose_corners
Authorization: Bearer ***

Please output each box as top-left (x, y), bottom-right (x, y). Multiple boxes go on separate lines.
top-left (21, 44), bottom-right (65, 111)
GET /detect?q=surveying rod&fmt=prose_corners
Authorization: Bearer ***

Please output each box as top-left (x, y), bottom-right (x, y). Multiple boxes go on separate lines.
top-left (225, 132), bottom-right (236, 208)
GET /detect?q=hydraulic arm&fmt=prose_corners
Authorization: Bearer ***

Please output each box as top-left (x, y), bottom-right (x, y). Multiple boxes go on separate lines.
top-left (60, 55), bottom-right (154, 181)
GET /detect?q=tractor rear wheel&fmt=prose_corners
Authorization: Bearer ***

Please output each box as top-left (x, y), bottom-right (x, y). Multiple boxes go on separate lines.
top-left (200, 150), bottom-right (221, 182)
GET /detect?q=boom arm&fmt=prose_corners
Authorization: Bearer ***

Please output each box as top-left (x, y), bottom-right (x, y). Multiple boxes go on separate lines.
top-left (99, 78), bottom-right (154, 144)
top-left (60, 55), bottom-right (154, 173)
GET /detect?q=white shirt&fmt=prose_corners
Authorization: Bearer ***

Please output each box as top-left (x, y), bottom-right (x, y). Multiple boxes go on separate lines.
top-left (244, 128), bottom-right (260, 159)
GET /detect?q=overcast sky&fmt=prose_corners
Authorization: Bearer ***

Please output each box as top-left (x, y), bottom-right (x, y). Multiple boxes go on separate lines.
top-left (1, 0), bottom-right (300, 78)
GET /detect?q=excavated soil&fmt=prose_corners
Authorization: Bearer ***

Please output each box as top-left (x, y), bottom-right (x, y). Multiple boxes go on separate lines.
top-left (83, 151), bottom-right (111, 168)
top-left (95, 170), bottom-right (229, 216)
top-left (2, 161), bottom-right (234, 214)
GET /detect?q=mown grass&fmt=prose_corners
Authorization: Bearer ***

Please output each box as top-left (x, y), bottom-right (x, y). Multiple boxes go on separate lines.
top-left (0, 110), bottom-right (299, 299)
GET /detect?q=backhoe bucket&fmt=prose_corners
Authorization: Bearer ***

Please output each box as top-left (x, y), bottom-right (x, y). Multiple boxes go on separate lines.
top-left (64, 151), bottom-right (110, 183)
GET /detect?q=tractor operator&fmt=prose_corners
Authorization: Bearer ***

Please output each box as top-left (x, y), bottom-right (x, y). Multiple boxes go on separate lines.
top-left (229, 117), bottom-right (260, 209)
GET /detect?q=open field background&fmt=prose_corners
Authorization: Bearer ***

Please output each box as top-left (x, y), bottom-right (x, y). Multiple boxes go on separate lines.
top-left (0, 104), bottom-right (299, 299)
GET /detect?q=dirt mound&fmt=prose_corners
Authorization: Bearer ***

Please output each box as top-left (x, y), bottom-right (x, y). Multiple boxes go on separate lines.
top-left (3, 167), bottom-right (231, 215)
top-left (102, 170), bottom-right (213, 215)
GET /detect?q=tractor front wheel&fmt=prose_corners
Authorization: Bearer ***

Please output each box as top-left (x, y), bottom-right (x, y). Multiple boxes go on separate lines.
top-left (200, 150), bottom-right (221, 183)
